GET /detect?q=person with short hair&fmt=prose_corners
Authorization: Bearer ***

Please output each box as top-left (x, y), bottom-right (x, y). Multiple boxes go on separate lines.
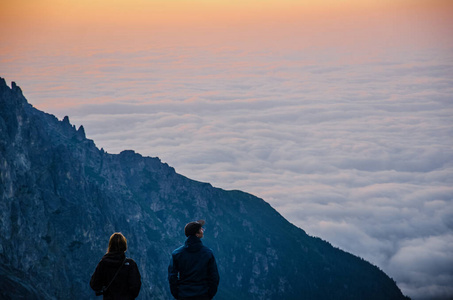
top-left (90, 232), bottom-right (141, 299)
top-left (168, 220), bottom-right (220, 300)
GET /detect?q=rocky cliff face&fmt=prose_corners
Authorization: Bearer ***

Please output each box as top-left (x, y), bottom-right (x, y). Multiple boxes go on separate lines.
top-left (0, 77), bottom-right (409, 299)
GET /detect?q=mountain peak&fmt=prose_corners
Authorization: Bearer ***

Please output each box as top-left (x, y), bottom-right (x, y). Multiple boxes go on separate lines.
top-left (4, 79), bottom-right (24, 98)
top-left (77, 125), bottom-right (86, 138)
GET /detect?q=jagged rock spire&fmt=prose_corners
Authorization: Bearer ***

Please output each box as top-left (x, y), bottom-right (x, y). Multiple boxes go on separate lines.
top-left (77, 125), bottom-right (86, 138)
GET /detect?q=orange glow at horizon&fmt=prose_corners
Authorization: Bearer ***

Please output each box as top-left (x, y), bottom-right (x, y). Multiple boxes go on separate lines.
top-left (2, 0), bottom-right (452, 28)
top-left (1, 0), bottom-right (452, 53)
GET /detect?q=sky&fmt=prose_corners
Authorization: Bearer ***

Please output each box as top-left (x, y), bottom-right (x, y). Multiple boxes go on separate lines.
top-left (1, 0), bottom-right (453, 299)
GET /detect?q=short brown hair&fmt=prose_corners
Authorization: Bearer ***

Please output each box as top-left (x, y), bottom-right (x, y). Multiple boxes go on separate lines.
top-left (184, 220), bottom-right (206, 237)
top-left (107, 232), bottom-right (127, 253)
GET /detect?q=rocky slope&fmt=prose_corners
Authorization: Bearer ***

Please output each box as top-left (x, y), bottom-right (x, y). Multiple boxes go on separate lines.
top-left (0, 77), bottom-right (409, 299)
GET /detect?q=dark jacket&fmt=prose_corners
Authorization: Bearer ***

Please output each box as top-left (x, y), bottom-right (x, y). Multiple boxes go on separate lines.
top-left (168, 236), bottom-right (220, 299)
top-left (90, 252), bottom-right (141, 300)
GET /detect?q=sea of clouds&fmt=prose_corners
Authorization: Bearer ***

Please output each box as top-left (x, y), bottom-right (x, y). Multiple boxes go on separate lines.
top-left (2, 40), bottom-right (453, 299)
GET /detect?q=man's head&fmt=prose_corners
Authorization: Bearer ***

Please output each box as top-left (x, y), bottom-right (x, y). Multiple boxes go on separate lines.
top-left (184, 219), bottom-right (206, 238)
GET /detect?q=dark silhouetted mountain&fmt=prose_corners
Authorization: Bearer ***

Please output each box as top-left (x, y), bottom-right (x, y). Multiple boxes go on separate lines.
top-left (0, 77), bottom-right (410, 299)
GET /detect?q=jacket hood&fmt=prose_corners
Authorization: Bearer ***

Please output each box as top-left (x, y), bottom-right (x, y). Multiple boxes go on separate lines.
top-left (184, 235), bottom-right (203, 253)
top-left (102, 251), bottom-right (126, 264)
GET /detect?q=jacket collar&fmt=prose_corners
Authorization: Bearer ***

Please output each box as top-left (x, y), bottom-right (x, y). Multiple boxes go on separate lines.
top-left (184, 235), bottom-right (203, 252)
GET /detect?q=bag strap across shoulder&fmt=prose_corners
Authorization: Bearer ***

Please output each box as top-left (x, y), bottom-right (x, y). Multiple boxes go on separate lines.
top-left (104, 257), bottom-right (127, 292)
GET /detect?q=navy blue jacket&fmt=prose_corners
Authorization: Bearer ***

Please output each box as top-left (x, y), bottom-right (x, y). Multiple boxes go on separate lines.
top-left (168, 236), bottom-right (220, 299)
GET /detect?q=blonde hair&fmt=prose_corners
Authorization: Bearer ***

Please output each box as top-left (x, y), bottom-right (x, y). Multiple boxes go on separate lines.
top-left (107, 232), bottom-right (127, 253)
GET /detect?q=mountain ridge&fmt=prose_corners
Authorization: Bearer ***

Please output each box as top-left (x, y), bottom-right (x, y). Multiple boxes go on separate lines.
top-left (0, 77), bottom-right (409, 299)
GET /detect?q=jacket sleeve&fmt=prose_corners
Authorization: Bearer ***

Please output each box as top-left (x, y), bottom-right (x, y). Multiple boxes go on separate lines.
top-left (207, 254), bottom-right (220, 299)
top-left (168, 255), bottom-right (179, 299)
top-left (90, 261), bottom-right (105, 292)
top-left (128, 259), bottom-right (142, 299)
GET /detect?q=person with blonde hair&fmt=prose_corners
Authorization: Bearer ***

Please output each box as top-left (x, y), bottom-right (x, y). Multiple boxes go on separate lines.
top-left (90, 232), bottom-right (141, 299)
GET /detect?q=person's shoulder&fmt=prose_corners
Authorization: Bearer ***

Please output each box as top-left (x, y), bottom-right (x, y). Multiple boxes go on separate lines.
top-left (97, 254), bottom-right (111, 265)
top-left (172, 245), bottom-right (185, 255)
top-left (202, 245), bottom-right (215, 255)
top-left (125, 258), bottom-right (138, 266)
